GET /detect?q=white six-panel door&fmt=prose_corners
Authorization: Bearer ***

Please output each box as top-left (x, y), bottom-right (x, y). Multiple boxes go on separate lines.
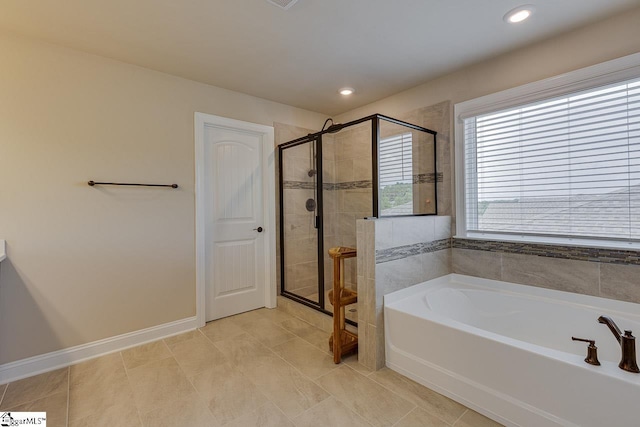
top-left (195, 113), bottom-right (275, 325)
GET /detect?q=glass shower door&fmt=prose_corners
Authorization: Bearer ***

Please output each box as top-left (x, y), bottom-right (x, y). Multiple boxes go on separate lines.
top-left (279, 137), bottom-right (322, 306)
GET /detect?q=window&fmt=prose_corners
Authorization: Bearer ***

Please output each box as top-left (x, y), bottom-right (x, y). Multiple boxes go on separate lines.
top-left (456, 54), bottom-right (640, 248)
top-left (379, 132), bottom-right (413, 215)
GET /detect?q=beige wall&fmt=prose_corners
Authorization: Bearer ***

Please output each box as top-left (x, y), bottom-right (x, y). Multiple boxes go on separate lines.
top-left (0, 33), bottom-right (326, 365)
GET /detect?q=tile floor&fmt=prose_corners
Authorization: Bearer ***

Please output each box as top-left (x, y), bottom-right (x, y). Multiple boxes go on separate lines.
top-left (0, 307), bottom-right (503, 427)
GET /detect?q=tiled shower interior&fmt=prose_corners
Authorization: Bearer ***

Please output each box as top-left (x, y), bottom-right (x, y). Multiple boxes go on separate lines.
top-left (281, 123), bottom-right (373, 322)
top-left (280, 116), bottom-right (437, 323)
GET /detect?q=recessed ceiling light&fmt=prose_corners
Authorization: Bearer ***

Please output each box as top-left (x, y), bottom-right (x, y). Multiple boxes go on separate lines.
top-left (339, 87), bottom-right (355, 96)
top-left (504, 5), bottom-right (535, 23)
top-left (265, 0), bottom-right (299, 10)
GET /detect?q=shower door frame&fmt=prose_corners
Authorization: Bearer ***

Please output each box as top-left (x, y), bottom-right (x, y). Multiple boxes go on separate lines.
top-left (278, 114), bottom-right (438, 323)
top-left (278, 133), bottom-right (327, 312)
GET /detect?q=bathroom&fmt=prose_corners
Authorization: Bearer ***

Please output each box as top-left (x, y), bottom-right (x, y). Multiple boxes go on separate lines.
top-left (1, 1), bottom-right (640, 426)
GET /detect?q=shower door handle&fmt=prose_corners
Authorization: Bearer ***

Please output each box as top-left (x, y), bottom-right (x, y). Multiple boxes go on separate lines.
top-left (253, 227), bottom-right (263, 232)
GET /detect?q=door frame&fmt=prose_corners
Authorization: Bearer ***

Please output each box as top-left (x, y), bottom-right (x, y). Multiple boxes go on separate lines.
top-left (194, 112), bottom-right (276, 328)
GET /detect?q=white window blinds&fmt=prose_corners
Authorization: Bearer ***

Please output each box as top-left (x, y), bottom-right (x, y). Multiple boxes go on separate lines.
top-left (463, 77), bottom-right (640, 241)
top-left (379, 133), bottom-right (413, 215)
top-left (379, 133), bottom-right (413, 187)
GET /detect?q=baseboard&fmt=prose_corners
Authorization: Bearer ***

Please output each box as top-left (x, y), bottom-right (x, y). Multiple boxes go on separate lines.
top-left (0, 316), bottom-right (197, 384)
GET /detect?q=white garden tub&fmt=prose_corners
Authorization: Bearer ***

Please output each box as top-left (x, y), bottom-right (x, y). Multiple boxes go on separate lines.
top-left (384, 274), bottom-right (640, 427)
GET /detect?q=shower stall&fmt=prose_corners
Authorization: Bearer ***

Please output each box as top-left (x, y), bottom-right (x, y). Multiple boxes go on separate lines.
top-left (278, 114), bottom-right (437, 324)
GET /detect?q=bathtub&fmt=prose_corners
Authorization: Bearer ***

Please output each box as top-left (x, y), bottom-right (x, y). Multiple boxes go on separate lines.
top-left (384, 274), bottom-right (640, 427)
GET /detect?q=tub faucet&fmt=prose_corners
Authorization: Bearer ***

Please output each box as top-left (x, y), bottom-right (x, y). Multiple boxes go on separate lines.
top-left (597, 315), bottom-right (640, 373)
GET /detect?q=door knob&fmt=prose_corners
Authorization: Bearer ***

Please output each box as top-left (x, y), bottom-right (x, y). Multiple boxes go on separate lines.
top-left (253, 227), bottom-right (263, 232)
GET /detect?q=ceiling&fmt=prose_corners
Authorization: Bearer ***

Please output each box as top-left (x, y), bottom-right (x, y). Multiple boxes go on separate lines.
top-left (1, 0), bottom-right (638, 115)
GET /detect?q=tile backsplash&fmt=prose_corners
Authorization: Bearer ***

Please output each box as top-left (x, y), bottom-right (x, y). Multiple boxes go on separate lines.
top-left (452, 238), bottom-right (640, 305)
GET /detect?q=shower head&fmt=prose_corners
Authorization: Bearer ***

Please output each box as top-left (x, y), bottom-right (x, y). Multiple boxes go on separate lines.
top-left (326, 123), bottom-right (343, 133)
top-left (321, 118), bottom-right (343, 134)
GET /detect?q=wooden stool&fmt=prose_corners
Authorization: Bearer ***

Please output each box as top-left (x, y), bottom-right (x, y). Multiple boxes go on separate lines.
top-left (327, 246), bottom-right (358, 364)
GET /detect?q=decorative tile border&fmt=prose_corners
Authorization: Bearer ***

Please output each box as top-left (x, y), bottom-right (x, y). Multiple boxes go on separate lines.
top-left (283, 180), bottom-right (373, 190)
top-left (376, 238), bottom-right (452, 263)
top-left (453, 238), bottom-right (640, 266)
top-left (374, 237), bottom-right (640, 265)
top-left (413, 172), bottom-right (443, 184)
top-left (284, 177), bottom-right (443, 190)
top-left (283, 181), bottom-right (315, 190)
top-left (331, 180), bottom-right (373, 190)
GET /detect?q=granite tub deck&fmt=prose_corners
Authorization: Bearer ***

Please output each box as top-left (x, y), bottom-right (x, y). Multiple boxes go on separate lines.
top-left (385, 274), bottom-right (640, 427)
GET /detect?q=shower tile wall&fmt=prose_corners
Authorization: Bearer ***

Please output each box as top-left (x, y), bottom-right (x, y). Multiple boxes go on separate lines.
top-left (413, 130), bottom-right (437, 214)
top-left (378, 120), bottom-right (437, 216)
top-left (276, 121), bottom-right (373, 310)
top-left (321, 133), bottom-right (336, 293)
top-left (282, 142), bottom-right (319, 298)
top-left (398, 101), bottom-right (452, 218)
top-left (323, 123), bottom-right (373, 296)
top-left (274, 123), bottom-right (317, 298)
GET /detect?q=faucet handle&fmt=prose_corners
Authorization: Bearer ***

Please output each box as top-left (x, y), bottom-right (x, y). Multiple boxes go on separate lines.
top-left (572, 337), bottom-right (601, 366)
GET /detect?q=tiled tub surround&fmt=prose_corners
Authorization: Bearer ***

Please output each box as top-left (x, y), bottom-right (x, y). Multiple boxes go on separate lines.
top-left (452, 239), bottom-right (640, 305)
top-left (377, 238), bottom-right (451, 263)
top-left (357, 215), bottom-right (452, 370)
top-left (453, 239), bottom-right (640, 265)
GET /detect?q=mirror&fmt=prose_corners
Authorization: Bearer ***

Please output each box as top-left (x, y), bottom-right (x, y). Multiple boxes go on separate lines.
top-left (378, 118), bottom-right (437, 216)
